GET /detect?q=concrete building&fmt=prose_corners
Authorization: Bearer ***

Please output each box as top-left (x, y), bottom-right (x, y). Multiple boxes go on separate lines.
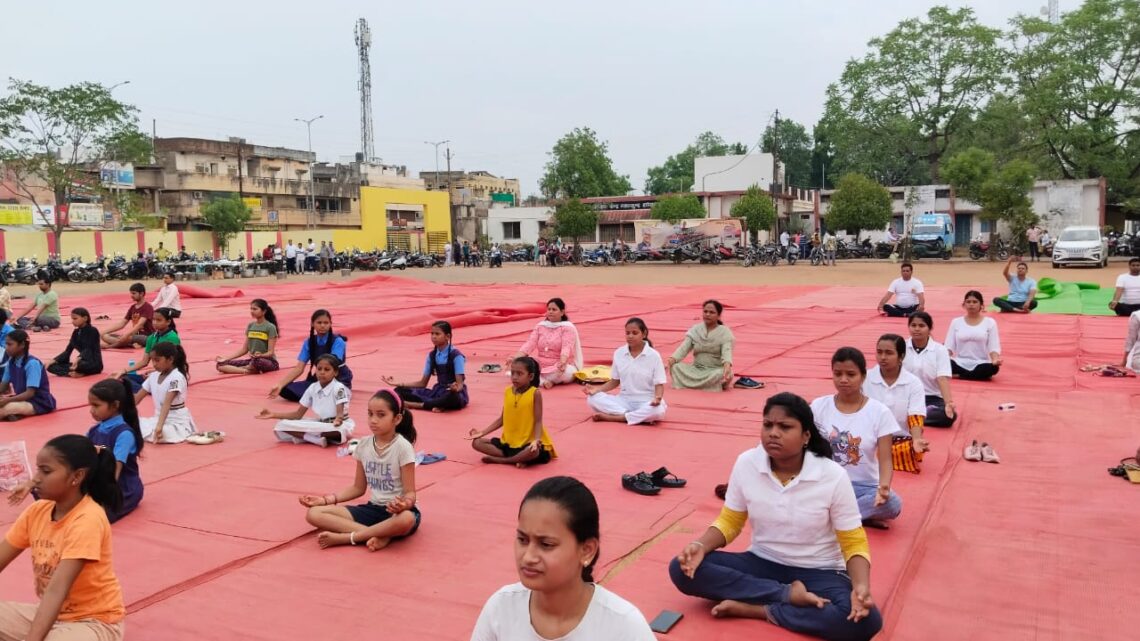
top-left (418, 169), bottom-right (521, 241)
top-left (488, 206), bottom-right (551, 245)
top-left (816, 178), bottom-right (1106, 244)
top-left (152, 137), bottom-right (361, 229)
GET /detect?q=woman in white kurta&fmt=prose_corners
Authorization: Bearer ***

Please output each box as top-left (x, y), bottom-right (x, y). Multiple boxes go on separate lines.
top-left (257, 355), bottom-right (355, 447)
top-left (136, 342), bottom-right (197, 443)
top-left (584, 318), bottom-right (667, 425)
top-left (944, 290), bottom-right (1002, 381)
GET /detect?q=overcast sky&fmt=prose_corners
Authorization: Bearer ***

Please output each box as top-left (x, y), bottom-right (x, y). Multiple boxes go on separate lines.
top-left (6, 0), bottom-right (1066, 195)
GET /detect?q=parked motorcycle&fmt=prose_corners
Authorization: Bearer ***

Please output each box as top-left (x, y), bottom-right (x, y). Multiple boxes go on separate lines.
top-left (969, 238), bottom-right (1011, 261)
top-left (488, 247), bottom-right (504, 268)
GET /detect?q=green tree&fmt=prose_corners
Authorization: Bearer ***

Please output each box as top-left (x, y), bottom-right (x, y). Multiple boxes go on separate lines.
top-left (730, 185), bottom-right (777, 243)
top-left (1009, 0), bottom-right (1140, 204)
top-left (826, 174), bottom-right (893, 239)
top-left (831, 6), bottom-right (1005, 182)
top-left (199, 193), bottom-right (252, 256)
top-left (645, 131), bottom-right (747, 195)
top-left (943, 147), bottom-right (1038, 256)
top-left (814, 85), bottom-right (929, 187)
top-left (0, 79), bottom-right (150, 252)
top-left (539, 127), bottom-right (631, 199)
top-left (650, 194), bottom-right (705, 224)
top-left (550, 198), bottom-right (598, 249)
top-left (762, 119), bottom-right (813, 188)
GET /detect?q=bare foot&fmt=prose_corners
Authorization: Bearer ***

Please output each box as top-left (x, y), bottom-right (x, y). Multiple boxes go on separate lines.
top-left (711, 600), bottom-right (769, 620)
top-left (592, 413), bottom-right (605, 422)
top-left (482, 455), bottom-right (509, 464)
top-left (366, 536), bottom-right (391, 552)
top-left (788, 580), bottom-right (830, 608)
top-left (432, 408), bottom-right (443, 413)
top-left (541, 380), bottom-right (553, 390)
top-left (316, 531), bottom-right (352, 549)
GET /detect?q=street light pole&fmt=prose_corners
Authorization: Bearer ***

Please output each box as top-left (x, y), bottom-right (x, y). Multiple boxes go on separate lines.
top-left (424, 140), bottom-right (450, 190)
top-left (294, 115), bottom-right (324, 229)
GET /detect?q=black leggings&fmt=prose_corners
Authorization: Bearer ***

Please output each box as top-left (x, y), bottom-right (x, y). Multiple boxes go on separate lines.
top-left (924, 395), bottom-right (957, 427)
top-left (993, 297), bottom-right (1038, 313)
top-left (952, 360), bottom-right (999, 381)
top-left (394, 386), bottom-right (466, 412)
top-left (1114, 302), bottom-right (1140, 317)
top-left (47, 359), bottom-right (101, 377)
top-left (883, 304), bottom-right (918, 318)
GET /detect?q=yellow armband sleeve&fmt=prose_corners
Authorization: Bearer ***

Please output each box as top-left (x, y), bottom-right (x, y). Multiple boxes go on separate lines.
top-left (711, 507), bottom-right (747, 545)
top-left (907, 415), bottom-right (925, 430)
top-left (835, 527), bottom-right (871, 564)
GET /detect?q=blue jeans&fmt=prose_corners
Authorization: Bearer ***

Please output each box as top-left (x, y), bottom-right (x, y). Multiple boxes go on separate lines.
top-left (669, 551), bottom-right (882, 641)
top-left (852, 481), bottom-right (902, 522)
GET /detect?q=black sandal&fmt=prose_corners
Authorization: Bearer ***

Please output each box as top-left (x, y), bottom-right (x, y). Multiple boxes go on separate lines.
top-left (622, 472), bottom-right (660, 496)
top-left (650, 467), bottom-right (687, 488)
top-left (714, 483), bottom-right (728, 500)
top-left (733, 377), bottom-right (764, 389)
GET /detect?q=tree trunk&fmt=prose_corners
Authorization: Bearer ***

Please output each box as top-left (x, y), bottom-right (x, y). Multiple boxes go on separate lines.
top-left (928, 133), bottom-right (941, 183)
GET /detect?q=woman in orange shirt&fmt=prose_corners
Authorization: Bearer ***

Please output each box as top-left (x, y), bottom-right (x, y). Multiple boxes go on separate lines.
top-left (0, 434), bottom-right (125, 640)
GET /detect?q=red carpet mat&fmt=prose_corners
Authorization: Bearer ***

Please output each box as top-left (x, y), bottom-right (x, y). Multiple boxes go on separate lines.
top-left (1, 275), bottom-right (1137, 640)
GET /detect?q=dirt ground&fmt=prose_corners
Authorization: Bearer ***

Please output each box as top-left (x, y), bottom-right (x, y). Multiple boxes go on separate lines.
top-left (5, 256), bottom-right (1127, 301)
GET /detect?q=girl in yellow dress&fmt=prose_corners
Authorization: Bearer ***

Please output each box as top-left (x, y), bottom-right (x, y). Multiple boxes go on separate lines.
top-left (467, 356), bottom-right (557, 467)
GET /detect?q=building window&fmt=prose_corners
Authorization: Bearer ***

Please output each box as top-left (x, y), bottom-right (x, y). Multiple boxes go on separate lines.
top-left (892, 191), bottom-right (904, 200)
top-left (980, 219), bottom-right (994, 233)
top-left (502, 221), bottom-right (521, 240)
top-left (297, 198), bottom-right (309, 209)
top-left (935, 189), bottom-right (951, 199)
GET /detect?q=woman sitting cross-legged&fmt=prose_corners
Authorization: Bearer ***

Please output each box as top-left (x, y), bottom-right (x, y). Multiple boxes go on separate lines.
top-left (382, 321), bottom-right (468, 413)
top-left (506, 297), bottom-right (583, 389)
top-left (584, 318), bottom-right (667, 426)
top-left (666, 299), bottom-right (734, 392)
top-left (945, 290), bottom-right (1002, 381)
top-left (669, 392), bottom-right (882, 641)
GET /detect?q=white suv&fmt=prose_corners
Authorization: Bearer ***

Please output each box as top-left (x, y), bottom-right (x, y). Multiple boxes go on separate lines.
top-left (1052, 226), bottom-right (1108, 268)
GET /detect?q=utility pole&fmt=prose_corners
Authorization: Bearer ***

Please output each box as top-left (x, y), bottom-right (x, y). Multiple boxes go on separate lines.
top-left (295, 115), bottom-right (324, 229)
top-left (424, 140), bottom-right (450, 190)
top-left (771, 109), bottom-right (781, 236)
top-left (445, 145), bottom-right (456, 240)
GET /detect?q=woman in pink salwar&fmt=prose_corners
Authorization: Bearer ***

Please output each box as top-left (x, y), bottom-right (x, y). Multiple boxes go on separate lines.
top-left (507, 298), bottom-right (584, 389)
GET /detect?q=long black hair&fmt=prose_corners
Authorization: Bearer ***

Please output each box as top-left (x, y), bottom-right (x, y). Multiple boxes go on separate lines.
top-left (152, 341), bottom-right (189, 380)
top-left (831, 346), bottom-right (867, 376)
top-left (625, 317), bottom-right (652, 347)
top-left (372, 389), bottom-right (417, 445)
top-left (512, 356), bottom-right (540, 391)
top-left (703, 299), bottom-right (724, 325)
top-left (5, 329), bottom-right (29, 358)
top-left (88, 379), bottom-right (144, 456)
top-left (154, 307), bottom-right (178, 333)
top-left (522, 476), bottom-right (600, 582)
top-left (42, 434), bottom-right (122, 511)
top-left (307, 309), bottom-right (335, 366)
top-left (251, 299), bottom-right (280, 335)
top-left (546, 298), bottom-right (568, 321)
top-left (71, 307), bottom-right (91, 326)
top-left (763, 392), bottom-right (833, 459)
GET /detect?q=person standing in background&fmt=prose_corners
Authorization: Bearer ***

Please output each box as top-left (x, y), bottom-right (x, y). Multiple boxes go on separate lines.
top-left (1026, 224), bottom-right (1042, 262)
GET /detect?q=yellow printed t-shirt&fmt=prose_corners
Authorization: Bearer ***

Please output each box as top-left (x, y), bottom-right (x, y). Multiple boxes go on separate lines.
top-left (4, 496), bottom-right (125, 624)
top-left (501, 386), bottom-right (557, 457)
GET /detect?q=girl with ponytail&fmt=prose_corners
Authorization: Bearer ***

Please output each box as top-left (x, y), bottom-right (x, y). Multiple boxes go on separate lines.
top-left (136, 342), bottom-right (197, 444)
top-left (471, 476), bottom-right (656, 640)
top-left (84, 379), bottom-right (145, 522)
top-left (215, 298), bottom-right (281, 375)
top-left (0, 434), bottom-right (125, 639)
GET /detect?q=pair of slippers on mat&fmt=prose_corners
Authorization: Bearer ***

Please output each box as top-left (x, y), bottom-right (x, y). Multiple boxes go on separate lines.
top-left (1108, 457), bottom-right (1140, 483)
top-left (186, 431), bottom-right (225, 445)
top-left (963, 440), bottom-right (1000, 463)
top-left (478, 364), bottom-right (502, 374)
top-left (622, 467), bottom-right (686, 496)
top-left (734, 377), bottom-right (763, 389)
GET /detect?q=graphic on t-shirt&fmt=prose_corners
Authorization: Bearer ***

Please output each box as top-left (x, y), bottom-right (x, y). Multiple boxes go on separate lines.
top-left (365, 461), bottom-right (398, 493)
top-left (828, 428), bottom-right (862, 467)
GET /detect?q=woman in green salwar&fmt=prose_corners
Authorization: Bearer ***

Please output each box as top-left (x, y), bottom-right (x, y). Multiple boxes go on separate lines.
top-left (666, 300), bottom-right (734, 391)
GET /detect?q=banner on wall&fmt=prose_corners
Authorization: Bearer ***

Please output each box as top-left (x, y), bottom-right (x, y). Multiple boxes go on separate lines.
top-left (0, 204), bottom-right (35, 225)
top-left (64, 203), bottom-right (105, 227)
top-left (633, 218), bottom-right (742, 248)
top-left (242, 198), bottom-right (262, 214)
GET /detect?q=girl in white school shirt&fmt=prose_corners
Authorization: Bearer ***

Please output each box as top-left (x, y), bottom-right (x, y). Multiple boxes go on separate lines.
top-left (903, 312), bottom-right (957, 427)
top-left (944, 290), bottom-right (1002, 381)
top-left (584, 318), bottom-right (667, 425)
top-left (471, 476), bottom-right (656, 641)
top-left (812, 347), bottom-right (901, 528)
top-left (136, 342), bottom-right (197, 443)
top-left (862, 334), bottom-right (928, 453)
top-left (257, 355), bottom-right (354, 448)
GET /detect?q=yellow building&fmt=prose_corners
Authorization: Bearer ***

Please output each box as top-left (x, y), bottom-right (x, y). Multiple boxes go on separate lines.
top-left (337, 186), bottom-right (451, 252)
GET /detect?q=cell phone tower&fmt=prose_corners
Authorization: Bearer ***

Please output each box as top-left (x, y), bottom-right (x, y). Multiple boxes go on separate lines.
top-left (354, 18), bottom-right (375, 163)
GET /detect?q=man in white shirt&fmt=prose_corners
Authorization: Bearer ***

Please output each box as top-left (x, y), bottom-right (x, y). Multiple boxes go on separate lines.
top-left (878, 263), bottom-right (925, 317)
top-left (779, 230), bottom-right (790, 258)
top-left (285, 240), bottom-right (297, 274)
top-left (1026, 224), bottom-right (1042, 262)
top-left (1110, 257), bottom-right (1140, 317)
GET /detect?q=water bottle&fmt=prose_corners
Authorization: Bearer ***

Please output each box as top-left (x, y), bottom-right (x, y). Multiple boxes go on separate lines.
top-left (127, 360), bottom-right (136, 372)
top-left (336, 446), bottom-right (352, 458)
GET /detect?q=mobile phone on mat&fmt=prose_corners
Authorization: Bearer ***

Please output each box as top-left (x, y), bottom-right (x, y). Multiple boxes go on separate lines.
top-left (649, 610), bottom-right (683, 634)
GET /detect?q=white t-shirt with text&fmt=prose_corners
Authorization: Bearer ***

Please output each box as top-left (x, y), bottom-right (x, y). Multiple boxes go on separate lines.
top-left (352, 434), bottom-right (416, 505)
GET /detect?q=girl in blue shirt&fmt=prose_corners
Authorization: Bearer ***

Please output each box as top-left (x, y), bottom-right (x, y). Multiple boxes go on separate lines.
top-left (0, 329), bottom-right (56, 420)
top-left (268, 309), bottom-right (353, 402)
top-left (85, 379), bottom-right (145, 523)
top-left (382, 321), bottom-right (468, 412)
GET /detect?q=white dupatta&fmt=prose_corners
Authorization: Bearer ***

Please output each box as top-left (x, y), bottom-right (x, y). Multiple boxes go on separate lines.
top-left (537, 320), bottom-right (584, 370)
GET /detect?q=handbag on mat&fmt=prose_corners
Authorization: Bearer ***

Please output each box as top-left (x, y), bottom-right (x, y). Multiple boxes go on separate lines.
top-left (891, 436), bottom-right (923, 474)
top-left (574, 365), bottom-right (612, 384)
